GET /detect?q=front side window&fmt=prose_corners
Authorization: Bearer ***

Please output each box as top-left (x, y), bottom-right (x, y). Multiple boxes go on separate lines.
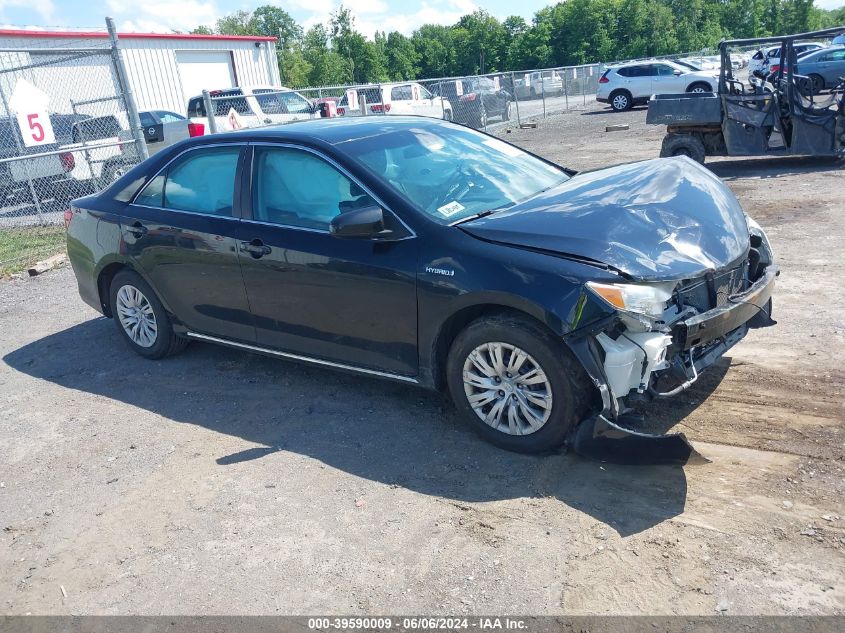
top-left (135, 147), bottom-right (240, 216)
top-left (252, 147), bottom-right (377, 230)
top-left (418, 85), bottom-right (433, 99)
top-left (340, 123), bottom-right (568, 224)
top-left (655, 64), bottom-right (676, 76)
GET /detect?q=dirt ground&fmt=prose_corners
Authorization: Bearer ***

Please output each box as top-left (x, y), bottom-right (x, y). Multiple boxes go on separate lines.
top-left (1, 103), bottom-right (843, 616)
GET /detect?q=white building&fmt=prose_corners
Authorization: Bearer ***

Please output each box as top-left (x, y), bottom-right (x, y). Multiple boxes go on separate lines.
top-left (0, 28), bottom-right (281, 116)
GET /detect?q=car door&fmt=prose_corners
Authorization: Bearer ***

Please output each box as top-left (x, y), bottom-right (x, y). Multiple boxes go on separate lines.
top-left (413, 84), bottom-right (442, 118)
top-left (389, 84), bottom-right (414, 115)
top-left (618, 65), bottom-right (649, 98)
top-left (235, 143), bottom-right (419, 376)
top-left (818, 49), bottom-right (845, 85)
top-left (651, 63), bottom-right (685, 94)
top-left (122, 144), bottom-right (256, 342)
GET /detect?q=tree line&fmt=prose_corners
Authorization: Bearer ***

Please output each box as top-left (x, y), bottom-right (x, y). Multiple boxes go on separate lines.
top-left (192, 1), bottom-right (845, 88)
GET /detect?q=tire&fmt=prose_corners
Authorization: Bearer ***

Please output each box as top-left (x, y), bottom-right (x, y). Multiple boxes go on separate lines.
top-left (443, 108), bottom-right (453, 122)
top-left (687, 82), bottom-right (712, 94)
top-left (530, 87), bottom-right (537, 99)
top-left (660, 132), bottom-right (706, 164)
top-left (98, 160), bottom-right (128, 190)
top-left (109, 269), bottom-right (188, 360)
top-left (809, 74), bottom-right (825, 95)
top-left (446, 314), bottom-right (592, 454)
top-left (609, 90), bottom-right (632, 112)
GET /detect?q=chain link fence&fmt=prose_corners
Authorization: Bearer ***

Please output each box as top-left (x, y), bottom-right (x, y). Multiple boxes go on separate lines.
top-left (0, 18), bottom-right (146, 275)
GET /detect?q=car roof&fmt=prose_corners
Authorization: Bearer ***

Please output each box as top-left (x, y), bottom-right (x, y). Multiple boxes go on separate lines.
top-left (188, 115), bottom-right (453, 147)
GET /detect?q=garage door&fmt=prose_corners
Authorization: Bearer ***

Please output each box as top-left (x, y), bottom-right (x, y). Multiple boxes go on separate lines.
top-left (176, 50), bottom-right (236, 102)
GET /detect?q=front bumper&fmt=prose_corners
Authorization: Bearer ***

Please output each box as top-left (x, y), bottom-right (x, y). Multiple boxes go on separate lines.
top-left (675, 265), bottom-right (778, 351)
top-left (567, 264), bottom-right (779, 464)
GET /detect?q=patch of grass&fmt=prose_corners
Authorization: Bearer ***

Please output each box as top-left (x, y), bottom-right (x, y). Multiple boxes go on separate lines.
top-left (0, 224), bottom-right (66, 276)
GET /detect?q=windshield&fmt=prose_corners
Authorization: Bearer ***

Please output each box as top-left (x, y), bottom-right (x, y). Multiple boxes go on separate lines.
top-left (340, 123), bottom-right (569, 223)
top-left (253, 89), bottom-right (312, 114)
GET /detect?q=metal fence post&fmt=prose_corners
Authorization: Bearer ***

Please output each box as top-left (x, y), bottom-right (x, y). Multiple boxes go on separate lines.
top-left (106, 17), bottom-right (148, 162)
top-left (541, 73), bottom-right (546, 118)
top-left (510, 71), bottom-right (520, 126)
top-left (0, 81), bottom-right (44, 224)
top-left (439, 81), bottom-right (445, 119)
top-left (583, 66), bottom-right (587, 106)
top-left (202, 90), bottom-right (218, 134)
top-left (563, 69), bottom-right (569, 110)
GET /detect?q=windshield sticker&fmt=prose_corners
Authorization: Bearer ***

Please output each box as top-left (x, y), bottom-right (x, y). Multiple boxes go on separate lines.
top-left (437, 201), bottom-right (466, 217)
top-left (483, 138), bottom-right (522, 157)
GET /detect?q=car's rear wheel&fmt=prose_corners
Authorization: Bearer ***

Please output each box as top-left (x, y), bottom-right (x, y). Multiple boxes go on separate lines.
top-left (660, 132), bottom-right (706, 164)
top-left (809, 74), bottom-right (825, 94)
top-left (609, 90), bottom-right (632, 112)
top-left (446, 314), bottom-right (591, 453)
top-left (109, 269), bottom-right (187, 360)
top-left (687, 82), bottom-right (712, 94)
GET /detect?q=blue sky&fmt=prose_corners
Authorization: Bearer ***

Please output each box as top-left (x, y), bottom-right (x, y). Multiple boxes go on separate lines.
top-left (0, 0), bottom-right (842, 37)
top-left (0, 1), bottom-right (559, 36)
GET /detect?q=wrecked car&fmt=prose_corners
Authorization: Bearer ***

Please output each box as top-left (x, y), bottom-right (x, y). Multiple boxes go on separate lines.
top-left (66, 116), bottom-right (777, 459)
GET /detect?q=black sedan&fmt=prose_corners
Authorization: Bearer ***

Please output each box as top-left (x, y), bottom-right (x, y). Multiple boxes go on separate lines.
top-left (66, 116), bottom-right (777, 456)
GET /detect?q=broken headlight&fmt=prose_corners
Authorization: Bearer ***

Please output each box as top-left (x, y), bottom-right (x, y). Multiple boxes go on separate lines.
top-left (586, 281), bottom-right (677, 319)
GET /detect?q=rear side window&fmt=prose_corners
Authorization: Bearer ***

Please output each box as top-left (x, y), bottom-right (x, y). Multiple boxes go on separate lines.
top-left (139, 112), bottom-right (157, 127)
top-left (618, 65), bottom-right (647, 77)
top-left (134, 147), bottom-right (241, 216)
top-left (391, 85), bottom-right (413, 100)
top-left (187, 97), bottom-right (205, 117)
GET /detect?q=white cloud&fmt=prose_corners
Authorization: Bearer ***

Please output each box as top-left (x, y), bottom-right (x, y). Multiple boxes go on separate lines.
top-left (0, 0), bottom-right (55, 23)
top-left (301, 0), bottom-right (477, 38)
top-left (815, 0), bottom-right (844, 8)
top-left (107, 0), bottom-right (220, 33)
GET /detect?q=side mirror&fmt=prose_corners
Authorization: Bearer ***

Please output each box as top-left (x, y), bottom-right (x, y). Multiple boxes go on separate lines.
top-left (674, 69), bottom-right (682, 75)
top-left (330, 206), bottom-right (388, 239)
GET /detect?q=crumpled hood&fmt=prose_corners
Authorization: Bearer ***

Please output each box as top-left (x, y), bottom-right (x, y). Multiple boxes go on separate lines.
top-left (460, 156), bottom-right (750, 280)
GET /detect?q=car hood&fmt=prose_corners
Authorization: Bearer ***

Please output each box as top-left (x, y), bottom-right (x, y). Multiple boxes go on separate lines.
top-left (459, 157), bottom-right (750, 281)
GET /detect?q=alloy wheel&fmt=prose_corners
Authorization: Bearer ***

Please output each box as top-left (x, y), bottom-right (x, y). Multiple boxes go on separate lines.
top-left (612, 93), bottom-right (629, 111)
top-left (462, 342), bottom-right (553, 436)
top-left (115, 284), bottom-right (158, 348)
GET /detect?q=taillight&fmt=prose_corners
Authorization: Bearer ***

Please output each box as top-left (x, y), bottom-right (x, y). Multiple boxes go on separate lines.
top-left (188, 122), bottom-right (205, 137)
top-left (59, 152), bottom-right (74, 172)
top-left (369, 103), bottom-right (391, 113)
top-left (337, 107), bottom-right (346, 115)
top-left (63, 207), bottom-right (74, 229)
top-left (459, 93), bottom-right (478, 102)
top-left (769, 64), bottom-right (780, 73)
top-left (599, 71), bottom-right (610, 84)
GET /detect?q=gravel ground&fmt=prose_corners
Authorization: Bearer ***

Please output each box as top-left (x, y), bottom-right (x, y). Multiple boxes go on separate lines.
top-left (1, 102), bottom-right (843, 615)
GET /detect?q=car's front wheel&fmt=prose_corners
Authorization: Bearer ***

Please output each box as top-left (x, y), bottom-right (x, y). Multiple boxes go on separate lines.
top-left (446, 314), bottom-right (591, 453)
top-left (109, 269), bottom-right (187, 359)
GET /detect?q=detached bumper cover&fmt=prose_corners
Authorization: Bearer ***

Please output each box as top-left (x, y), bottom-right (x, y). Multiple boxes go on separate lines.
top-left (676, 265), bottom-right (779, 350)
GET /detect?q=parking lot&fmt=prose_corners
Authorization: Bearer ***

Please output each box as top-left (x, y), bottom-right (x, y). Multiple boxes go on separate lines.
top-left (1, 102), bottom-right (843, 615)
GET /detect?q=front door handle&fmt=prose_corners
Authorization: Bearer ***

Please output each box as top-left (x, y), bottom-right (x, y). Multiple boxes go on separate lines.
top-left (240, 239), bottom-right (272, 259)
top-left (125, 221), bottom-right (148, 238)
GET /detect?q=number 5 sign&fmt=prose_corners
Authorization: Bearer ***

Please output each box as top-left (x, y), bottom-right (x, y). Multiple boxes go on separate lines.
top-left (8, 79), bottom-right (55, 147)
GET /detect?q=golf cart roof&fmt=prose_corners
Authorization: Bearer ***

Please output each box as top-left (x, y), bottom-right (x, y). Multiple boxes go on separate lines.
top-left (718, 25), bottom-right (844, 49)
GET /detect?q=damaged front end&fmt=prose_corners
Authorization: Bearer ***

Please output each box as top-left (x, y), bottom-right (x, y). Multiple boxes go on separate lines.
top-left (566, 220), bottom-right (779, 465)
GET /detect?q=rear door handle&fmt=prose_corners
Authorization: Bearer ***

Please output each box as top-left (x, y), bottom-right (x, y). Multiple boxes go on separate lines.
top-left (240, 239), bottom-right (272, 259)
top-left (125, 221), bottom-right (148, 238)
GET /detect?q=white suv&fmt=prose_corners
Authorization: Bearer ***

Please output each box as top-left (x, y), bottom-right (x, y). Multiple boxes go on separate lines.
top-left (597, 60), bottom-right (718, 112)
top-left (337, 82), bottom-right (453, 120)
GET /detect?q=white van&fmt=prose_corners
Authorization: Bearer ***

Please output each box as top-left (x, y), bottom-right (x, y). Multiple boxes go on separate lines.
top-left (337, 82), bottom-right (453, 120)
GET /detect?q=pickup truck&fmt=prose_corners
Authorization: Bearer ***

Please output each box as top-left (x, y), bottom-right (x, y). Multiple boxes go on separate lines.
top-left (513, 71), bottom-right (564, 99)
top-left (186, 85), bottom-right (317, 134)
top-left (0, 114), bottom-right (87, 206)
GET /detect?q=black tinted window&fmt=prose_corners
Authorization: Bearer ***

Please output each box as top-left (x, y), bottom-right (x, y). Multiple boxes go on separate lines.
top-left (139, 112), bottom-right (156, 127)
top-left (161, 147), bottom-right (241, 216)
top-left (618, 65), bottom-right (647, 77)
top-left (391, 85), bottom-right (413, 100)
top-left (187, 97), bottom-right (205, 118)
